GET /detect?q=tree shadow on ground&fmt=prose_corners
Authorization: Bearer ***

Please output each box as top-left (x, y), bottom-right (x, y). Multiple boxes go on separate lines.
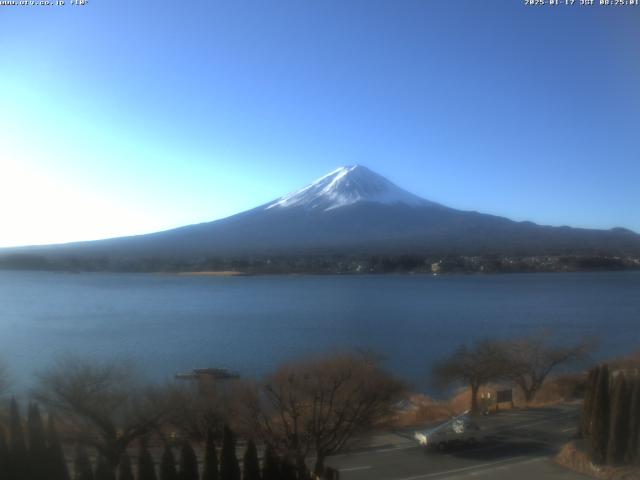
top-left (424, 436), bottom-right (556, 462)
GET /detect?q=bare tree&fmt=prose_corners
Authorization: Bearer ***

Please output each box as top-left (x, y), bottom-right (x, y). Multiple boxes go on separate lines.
top-left (163, 378), bottom-right (247, 441)
top-left (33, 356), bottom-right (170, 471)
top-left (432, 340), bottom-right (509, 413)
top-left (243, 352), bottom-right (405, 478)
top-left (502, 334), bottom-right (592, 403)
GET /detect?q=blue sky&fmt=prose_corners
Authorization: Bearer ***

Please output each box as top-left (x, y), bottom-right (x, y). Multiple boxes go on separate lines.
top-left (1, 1), bottom-right (639, 247)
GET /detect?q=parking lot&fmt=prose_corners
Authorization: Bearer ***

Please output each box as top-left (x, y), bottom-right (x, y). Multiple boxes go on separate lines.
top-left (326, 404), bottom-right (589, 480)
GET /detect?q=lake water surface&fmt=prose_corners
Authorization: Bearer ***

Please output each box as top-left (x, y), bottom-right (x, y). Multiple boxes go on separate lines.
top-left (1, 270), bottom-right (638, 390)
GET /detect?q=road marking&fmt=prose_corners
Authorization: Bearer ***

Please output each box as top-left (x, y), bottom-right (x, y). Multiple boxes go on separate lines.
top-left (371, 445), bottom-right (416, 453)
top-left (339, 466), bottom-right (372, 472)
top-left (460, 457), bottom-right (545, 478)
top-left (392, 456), bottom-right (528, 480)
top-left (561, 427), bottom-right (576, 432)
top-left (495, 413), bottom-right (577, 432)
top-left (330, 408), bottom-right (580, 473)
top-left (330, 443), bottom-right (416, 459)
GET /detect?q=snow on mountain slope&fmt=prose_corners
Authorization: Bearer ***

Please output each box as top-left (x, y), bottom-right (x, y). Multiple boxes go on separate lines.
top-left (265, 165), bottom-right (437, 211)
top-left (4, 165), bottom-right (640, 262)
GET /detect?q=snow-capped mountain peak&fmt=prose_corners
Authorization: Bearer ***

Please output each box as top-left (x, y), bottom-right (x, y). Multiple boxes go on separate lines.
top-left (265, 165), bottom-right (435, 211)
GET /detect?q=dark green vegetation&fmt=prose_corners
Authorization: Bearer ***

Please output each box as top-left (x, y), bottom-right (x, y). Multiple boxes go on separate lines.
top-left (1, 252), bottom-right (638, 274)
top-left (1, 402), bottom-right (70, 480)
top-left (260, 445), bottom-right (279, 480)
top-left (137, 444), bottom-right (157, 480)
top-left (201, 432), bottom-right (218, 480)
top-left (159, 445), bottom-right (178, 480)
top-left (74, 446), bottom-right (93, 480)
top-left (178, 442), bottom-right (198, 480)
top-left (0, 351), bottom-right (403, 480)
top-left (581, 363), bottom-right (640, 466)
top-left (0, 400), bottom-right (347, 480)
top-left (117, 454), bottom-right (135, 480)
top-left (242, 440), bottom-right (260, 480)
top-left (0, 341), bottom-right (636, 479)
top-left (220, 427), bottom-right (240, 480)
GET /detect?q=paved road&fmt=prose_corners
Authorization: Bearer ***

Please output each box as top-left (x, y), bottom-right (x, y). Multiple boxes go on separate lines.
top-left (325, 404), bottom-right (589, 480)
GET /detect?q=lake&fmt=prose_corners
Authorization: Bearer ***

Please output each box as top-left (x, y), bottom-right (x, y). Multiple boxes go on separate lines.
top-left (1, 270), bottom-right (639, 391)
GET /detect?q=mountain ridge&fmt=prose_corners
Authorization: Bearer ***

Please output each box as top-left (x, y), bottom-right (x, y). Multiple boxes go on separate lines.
top-left (1, 166), bottom-right (639, 268)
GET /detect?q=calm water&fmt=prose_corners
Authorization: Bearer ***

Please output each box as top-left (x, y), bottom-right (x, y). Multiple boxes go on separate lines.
top-left (1, 270), bottom-right (639, 390)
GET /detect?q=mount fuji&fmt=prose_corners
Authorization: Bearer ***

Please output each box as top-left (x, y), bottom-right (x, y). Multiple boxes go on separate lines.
top-left (264, 165), bottom-right (435, 211)
top-left (3, 165), bottom-right (640, 265)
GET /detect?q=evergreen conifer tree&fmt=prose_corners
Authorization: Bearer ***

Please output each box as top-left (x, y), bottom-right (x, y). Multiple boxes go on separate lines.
top-left (10, 399), bottom-right (27, 452)
top-left (47, 414), bottom-right (71, 480)
top-left (179, 441), bottom-right (199, 480)
top-left (117, 452), bottom-right (135, 480)
top-left (260, 444), bottom-right (279, 480)
top-left (0, 427), bottom-right (9, 480)
top-left (279, 458), bottom-right (297, 480)
top-left (160, 444), bottom-right (178, 480)
top-left (95, 455), bottom-right (117, 480)
top-left (589, 364), bottom-right (610, 465)
top-left (9, 398), bottom-right (28, 480)
top-left (201, 430), bottom-right (219, 480)
top-left (242, 440), bottom-right (261, 480)
top-left (607, 374), bottom-right (630, 465)
top-left (28, 403), bottom-right (47, 452)
top-left (137, 443), bottom-right (158, 480)
top-left (28, 403), bottom-right (48, 479)
top-left (74, 445), bottom-right (95, 480)
top-left (219, 427), bottom-right (240, 480)
top-left (580, 367), bottom-right (599, 439)
top-left (625, 379), bottom-right (640, 465)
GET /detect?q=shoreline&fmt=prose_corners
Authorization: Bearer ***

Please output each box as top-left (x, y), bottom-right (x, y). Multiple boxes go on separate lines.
top-left (1, 268), bottom-right (640, 277)
top-left (173, 271), bottom-right (248, 276)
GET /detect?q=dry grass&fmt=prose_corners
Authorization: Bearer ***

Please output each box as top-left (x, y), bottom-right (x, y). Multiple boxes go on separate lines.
top-left (393, 387), bottom-right (502, 427)
top-left (556, 442), bottom-right (640, 480)
top-left (394, 374), bottom-right (588, 428)
top-left (515, 373), bottom-right (587, 407)
top-left (393, 394), bottom-right (455, 426)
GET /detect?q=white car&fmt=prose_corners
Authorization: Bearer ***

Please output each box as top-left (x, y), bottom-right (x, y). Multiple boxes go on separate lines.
top-left (414, 410), bottom-right (483, 450)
